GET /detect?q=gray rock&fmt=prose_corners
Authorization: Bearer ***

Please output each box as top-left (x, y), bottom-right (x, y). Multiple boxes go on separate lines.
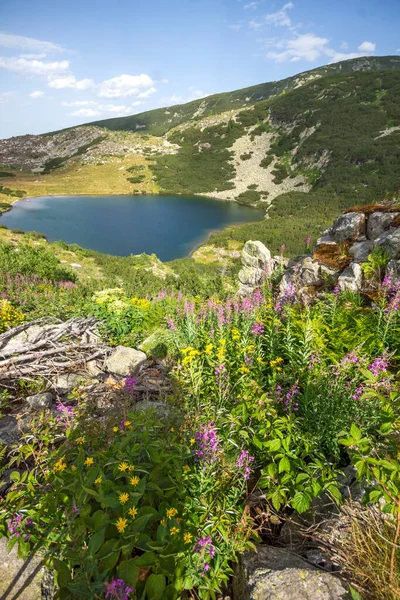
top-left (375, 228), bottom-right (400, 259)
top-left (242, 240), bottom-right (271, 269)
top-left (0, 416), bottom-right (21, 446)
top-left (385, 259), bottom-right (400, 283)
top-left (0, 324), bottom-right (53, 357)
top-left (331, 212), bottom-right (365, 242)
top-left (349, 240), bottom-right (374, 263)
top-left (0, 537), bottom-right (44, 600)
top-left (338, 262), bottom-right (362, 292)
top-left (26, 392), bottom-right (53, 411)
top-left (238, 284), bottom-right (257, 298)
top-left (0, 468), bottom-right (23, 495)
top-left (133, 399), bottom-right (169, 417)
top-left (238, 266), bottom-right (266, 287)
top-left (86, 359), bottom-right (104, 376)
top-left (54, 373), bottom-right (87, 394)
top-left (232, 546), bottom-right (350, 600)
top-left (298, 258), bottom-right (322, 285)
top-left (105, 346), bottom-right (147, 377)
top-left (367, 212), bottom-right (399, 240)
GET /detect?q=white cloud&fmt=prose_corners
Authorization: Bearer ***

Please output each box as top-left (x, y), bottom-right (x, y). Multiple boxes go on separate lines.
top-left (0, 91), bottom-right (13, 104)
top-left (340, 42), bottom-right (349, 50)
top-left (48, 75), bottom-right (94, 90)
top-left (0, 32), bottom-right (63, 53)
top-left (0, 56), bottom-right (69, 77)
top-left (137, 86), bottom-right (157, 99)
top-left (358, 40), bottom-right (376, 53)
top-left (188, 88), bottom-right (208, 100)
top-left (98, 73), bottom-right (154, 98)
top-left (70, 108), bottom-right (101, 117)
top-left (160, 77), bottom-right (169, 84)
top-left (244, 2), bottom-right (259, 9)
top-left (229, 24), bottom-right (243, 31)
top-left (20, 52), bottom-right (47, 59)
top-left (29, 90), bottom-right (44, 98)
top-left (61, 100), bottom-right (97, 107)
top-left (249, 20), bottom-right (262, 30)
top-left (266, 32), bottom-right (372, 63)
top-left (264, 2), bottom-right (294, 27)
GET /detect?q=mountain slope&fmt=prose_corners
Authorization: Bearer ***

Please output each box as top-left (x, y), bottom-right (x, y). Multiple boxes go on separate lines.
top-left (83, 56), bottom-right (400, 136)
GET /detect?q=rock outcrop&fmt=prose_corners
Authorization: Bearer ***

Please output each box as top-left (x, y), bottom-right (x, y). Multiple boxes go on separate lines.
top-left (237, 203), bottom-right (400, 300)
top-left (233, 546), bottom-right (350, 600)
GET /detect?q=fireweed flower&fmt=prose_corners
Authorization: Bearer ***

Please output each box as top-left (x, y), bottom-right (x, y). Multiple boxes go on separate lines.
top-left (305, 235), bottom-right (311, 247)
top-left (56, 402), bottom-right (76, 424)
top-left (124, 376), bottom-right (137, 394)
top-left (237, 450), bottom-right (255, 480)
top-left (368, 357), bottom-right (388, 377)
top-left (251, 321), bottom-right (264, 336)
top-left (195, 422), bottom-right (219, 465)
top-left (104, 577), bottom-right (133, 600)
top-left (166, 318), bottom-right (176, 330)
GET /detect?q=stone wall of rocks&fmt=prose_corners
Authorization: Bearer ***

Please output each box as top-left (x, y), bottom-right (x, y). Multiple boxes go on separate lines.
top-left (238, 203), bottom-right (400, 300)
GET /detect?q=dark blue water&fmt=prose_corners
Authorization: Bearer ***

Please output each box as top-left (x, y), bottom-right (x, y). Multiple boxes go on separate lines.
top-left (0, 195), bottom-right (263, 261)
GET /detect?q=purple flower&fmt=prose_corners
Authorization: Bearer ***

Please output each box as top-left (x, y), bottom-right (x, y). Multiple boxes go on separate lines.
top-left (56, 402), bottom-right (76, 424)
top-left (305, 236), bottom-right (311, 247)
top-left (237, 450), bottom-right (255, 480)
top-left (202, 563), bottom-right (210, 577)
top-left (104, 578), bottom-right (133, 600)
top-left (368, 357), bottom-right (388, 377)
top-left (166, 318), bottom-right (176, 330)
top-left (251, 321), bottom-right (264, 336)
top-left (195, 422), bottom-right (219, 465)
top-left (8, 514), bottom-right (23, 535)
top-left (124, 376), bottom-right (137, 394)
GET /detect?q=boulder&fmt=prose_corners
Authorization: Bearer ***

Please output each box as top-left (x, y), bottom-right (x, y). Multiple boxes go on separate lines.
top-left (338, 263), bottom-right (362, 292)
top-left (0, 416), bottom-right (21, 446)
top-left (367, 212), bottom-right (399, 240)
top-left (105, 346), bottom-right (147, 377)
top-left (242, 241), bottom-right (271, 269)
top-left (86, 359), bottom-right (104, 377)
top-left (238, 266), bottom-right (266, 287)
top-left (298, 258), bottom-right (322, 286)
top-left (54, 373), bottom-right (87, 395)
top-left (232, 545), bottom-right (350, 600)
top-left (26, 392), bottom-right (54, 411)
top-left (330, 212), bottom-right (365, 242)
top-left (375, 228), bottom-right (400, 259)
top-left (133, 399), bottom-right (169, 417)
top-left (349, 240), bottom-right (374, 263)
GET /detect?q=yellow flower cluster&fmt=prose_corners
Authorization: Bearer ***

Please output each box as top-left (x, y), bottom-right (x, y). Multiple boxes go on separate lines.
top-left (270, 357), bottom-right (283, 370)
top-left (130, 297), bottom-right (151, 310)
top-left (181, 347), bottom-right (200, 365)
top-left (232, 328), bottom-right (240, 341)
top-left (53, 458), bottom-right (67, 473)
top-left (216, 339), bottom-right (226, 362)
top-left (166, 507), bottom-right (178, 519)
top-left (0, 300), bottom-right (24, 334)
top-left (93, 288), bottom-right (125, 304)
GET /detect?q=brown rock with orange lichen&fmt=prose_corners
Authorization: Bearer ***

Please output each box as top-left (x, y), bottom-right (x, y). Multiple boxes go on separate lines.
top-left (313, 242), bottom-right (351, 271)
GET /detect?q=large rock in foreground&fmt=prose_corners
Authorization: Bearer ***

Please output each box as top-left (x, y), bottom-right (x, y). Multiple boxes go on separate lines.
top-left (105, 346), bottom-right (147, 376)
top-left (233, 546), bottom-right (350, 600)
top-left (0, 537), bottom-right (44, 599)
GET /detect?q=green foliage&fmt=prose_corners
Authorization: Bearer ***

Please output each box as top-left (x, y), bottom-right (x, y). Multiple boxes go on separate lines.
top-left (0, 242), bottom-right (77, 282)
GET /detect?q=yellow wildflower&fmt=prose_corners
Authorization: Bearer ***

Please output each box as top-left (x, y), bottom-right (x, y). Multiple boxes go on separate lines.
top-left (128, 507), bottom-right (138, 518)
top-left (240, 365), bottom-right (250, 374)
top-left (76, 436), bottom-right (85, 445)
top-left (183, 465), bottom-right (191, 472)
top-left (113, 427), bottom-right (119, 433)
top-left (116, 517), bottom-right (128, 533)
top-left (128, 465), bottom-right (135, 471)
top-left (205, 343), bottom-right (214, 355)
top-left (160, 519), bottom-right (166, 526)
top-left (71, 465), bottom-right (77, 471)
top-left (184, 532), bottom-right (193, 544)
top-left (119, 492), bottom-right (129, 505)
top-left (170, 527), bottom-right (179, 536)
top-left (166, 508), bottom-right (178, 519)
top-left (170, 427), bottom-right (175, 432)
top-left (53, 459), bottom-right (67, 473)
top-left (123, 421), bottom-right (131, 428)
top-left (84, 457), bottom-right (94, 467)
top-left (94, 477), bottom-right (102, 485)
top-left (190, 438), bottom-right (196, 446)
top-left (118, 462), bottom-right (129, 472)
top-left (130, 476), bottom-right (140, 487)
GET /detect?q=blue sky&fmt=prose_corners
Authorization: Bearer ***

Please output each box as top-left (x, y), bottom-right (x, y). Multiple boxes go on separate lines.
top-left (0, 0), bottom-right (399, 138)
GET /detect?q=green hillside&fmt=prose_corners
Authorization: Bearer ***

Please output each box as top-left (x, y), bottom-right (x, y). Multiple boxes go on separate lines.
top-left (85, 56), bottom-right (400, 136)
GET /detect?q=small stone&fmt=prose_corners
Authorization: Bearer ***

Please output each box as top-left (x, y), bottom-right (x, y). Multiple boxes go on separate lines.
top-left (86, 359), bottom-right (104, 376)
top-left (105, 346), bottom-right (147, 376)
top-left (0, 416), bottom-right (21, 446)
top-left (26, 392), bottom-right (54, 411)
top-left (375, 228), bottom-right (400, 259)
top-left (338, 262), bottom-right (362, 292)
top-left (54, 373), bottom-right (87, 394)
